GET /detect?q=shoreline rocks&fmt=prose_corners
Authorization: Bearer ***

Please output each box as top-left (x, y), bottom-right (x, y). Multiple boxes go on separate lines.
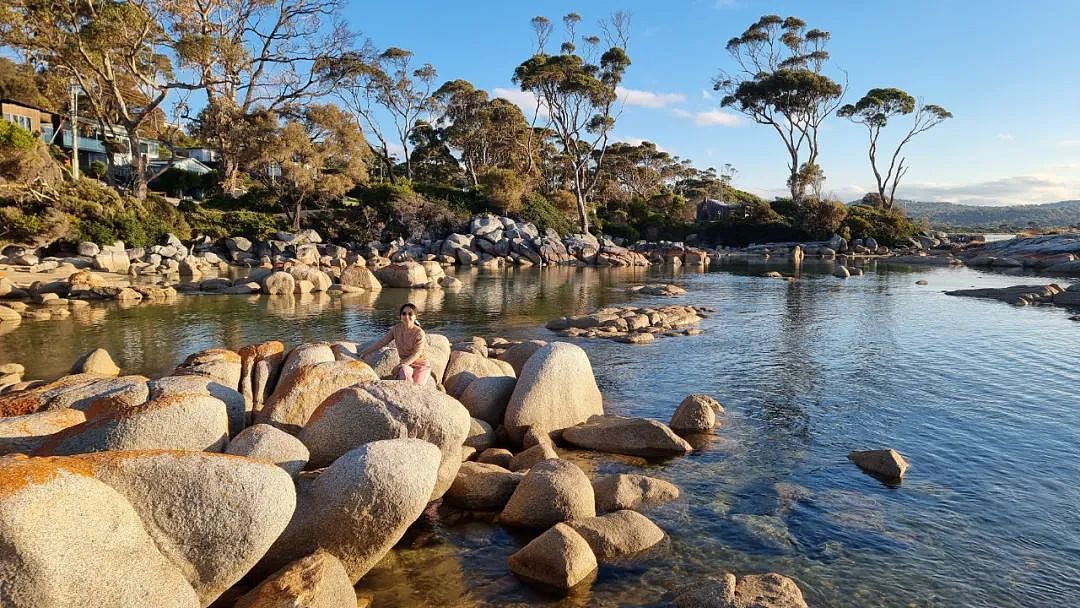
top-left (546, 305), bottom-right (708, 343)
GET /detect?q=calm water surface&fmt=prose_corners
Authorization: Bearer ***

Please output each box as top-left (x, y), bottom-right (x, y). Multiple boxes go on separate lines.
top-left (2, 260), bottom-right (1079, 607)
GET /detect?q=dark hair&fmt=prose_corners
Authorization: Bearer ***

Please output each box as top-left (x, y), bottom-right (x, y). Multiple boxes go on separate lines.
top-left (399, 303), bottom-right (418, 315)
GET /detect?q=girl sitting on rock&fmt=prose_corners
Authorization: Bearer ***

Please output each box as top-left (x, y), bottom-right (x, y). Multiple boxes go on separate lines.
top-left (360, 303), bottom-right (430, 385)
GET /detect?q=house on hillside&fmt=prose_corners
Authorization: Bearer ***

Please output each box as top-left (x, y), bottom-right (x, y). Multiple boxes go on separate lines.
top-left (1, 98), bottom-right (55, 142)
top-left (696, 197), bottom-right (748, 222)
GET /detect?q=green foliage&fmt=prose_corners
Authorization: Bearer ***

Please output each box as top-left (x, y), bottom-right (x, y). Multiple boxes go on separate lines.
top-left (412, 182), bottom-right (484, 214)
top-left (203, 188), bottom-right (280, 213)
top-left (0, 119), bottom-right (37, 150)
top-left (699, 220), bottom-right (808, 247)
top-left (842, 204), bottom-right (919, 246)
top-left (797, 197), bottom-right (848, 238)
top-left (89, 160), bottom-right (108, 179)
top-left (149, 167), bottom-right (218, 196)
top-left (478, 168), bottom-right (525, 214)
top-left (186, 207), bottom-right (282, 240)
top-left (519, 192), bottom-right (573, 235)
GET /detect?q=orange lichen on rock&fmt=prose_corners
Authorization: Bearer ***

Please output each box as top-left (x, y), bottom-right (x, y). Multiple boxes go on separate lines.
top-left (0, 454), bottom-right (94, 498)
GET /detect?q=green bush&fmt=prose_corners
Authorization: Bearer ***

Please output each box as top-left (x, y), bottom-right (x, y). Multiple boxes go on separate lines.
top-left (412, 182), bottom-right (483, 214)
top-left (842, 204), bottom-right (919, 246)
top-left (0, 120), bottom-right (36, 151)
top-left (88, 161), bottom-right (108, 179)
top-left (477, 169), bottom-right (525, 214)
top-left (519, 192), bottom-right (573, 235)
top-left (797, 198), bottom-right (849, 239)
top-left (203, 187), bottom-right (280, 213)
top-left (188, 207), bottom-right (283, 240)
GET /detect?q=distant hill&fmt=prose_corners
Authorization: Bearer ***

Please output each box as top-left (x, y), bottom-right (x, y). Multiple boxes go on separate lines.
top-left (896, 199), bottom-right (1080, 231)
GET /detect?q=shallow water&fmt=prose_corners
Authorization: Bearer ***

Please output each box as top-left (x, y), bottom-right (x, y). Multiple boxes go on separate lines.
top-left (2, 260), bottom-right (1079, 607)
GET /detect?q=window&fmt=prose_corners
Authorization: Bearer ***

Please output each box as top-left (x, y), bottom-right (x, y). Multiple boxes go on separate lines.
top-left (2, 114), bottom-right (32, 130)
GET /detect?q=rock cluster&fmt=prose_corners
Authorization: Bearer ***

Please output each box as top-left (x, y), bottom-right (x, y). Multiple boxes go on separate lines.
top-left (546, 305), bottom-right (708, 343)
top-left (961, 233), bottom-right (1080, 272)
top-left (945, 283), bottom-right (1080, 307)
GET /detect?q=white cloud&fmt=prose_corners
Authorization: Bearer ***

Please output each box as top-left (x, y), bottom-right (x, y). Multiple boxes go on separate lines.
top-left (491, 87), bottom-right (549, 119)
top-left (616, 86), bottom-right (686, 108)
top-left (673, 108), bottom-right (741, 127)
top-left (1056, 138), bottom-right (1080, 146)
top-left (701, 89), bottom-right (714, 100)
top-left (996, 133), bottom-right (1015, 141)
top-left (897, 174), bottom-right (1080, 204)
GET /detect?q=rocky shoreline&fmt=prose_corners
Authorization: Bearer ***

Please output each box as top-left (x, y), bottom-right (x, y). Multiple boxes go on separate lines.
top-left (0, 324), bottom-right (914, 607)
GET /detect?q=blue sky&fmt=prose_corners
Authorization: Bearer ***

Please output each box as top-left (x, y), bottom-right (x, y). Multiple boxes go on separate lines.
top-left (345, 0), bottom-right (1080, 205)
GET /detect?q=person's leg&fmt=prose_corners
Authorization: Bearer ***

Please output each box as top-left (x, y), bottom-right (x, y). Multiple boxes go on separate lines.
top-left (398, 364), bottom-right (414, 382)
top-left (412, 364), bottom-right (431, 386)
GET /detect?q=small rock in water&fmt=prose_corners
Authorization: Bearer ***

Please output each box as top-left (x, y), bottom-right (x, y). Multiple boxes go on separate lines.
top-left (674, 572), bottom-right (808, 608)
top-left (70, 348), bottom-right (120, 376)
top-left (915, 279), bottom-right (929, 285)
top-left (670, 394), bottom-right (722, 433)
top-left (507, 523), bottom-right (597, 591)
top-left (848, 448), bottom-right (909, 481)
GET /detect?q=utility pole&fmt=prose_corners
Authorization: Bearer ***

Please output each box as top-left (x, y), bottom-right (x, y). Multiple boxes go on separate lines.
top-left (69, 81), bottom-right (80, 180)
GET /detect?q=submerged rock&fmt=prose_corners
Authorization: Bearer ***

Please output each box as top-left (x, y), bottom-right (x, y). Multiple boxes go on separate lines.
top-left (565, 510), bottom-right (665, 561)
top-left (592, 473), bottom-right (680, 513)
top-left (674, 572), bottom-right (808, 608)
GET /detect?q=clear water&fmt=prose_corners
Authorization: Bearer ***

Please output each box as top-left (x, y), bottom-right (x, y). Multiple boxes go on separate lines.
top-left (2, 260), bottom-right (1079, 607)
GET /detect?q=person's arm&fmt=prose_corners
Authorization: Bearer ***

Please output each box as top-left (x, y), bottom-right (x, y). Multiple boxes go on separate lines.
top-left (398, 329), bottom-right (425, 366)
top-left (359, 327), bottom-right (395, 358)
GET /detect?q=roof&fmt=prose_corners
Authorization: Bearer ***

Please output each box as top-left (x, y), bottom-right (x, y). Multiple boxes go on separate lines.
top-left (0, 98), bottom-right (54, 115)
top-left (149, 157), bottom-right (214, 175)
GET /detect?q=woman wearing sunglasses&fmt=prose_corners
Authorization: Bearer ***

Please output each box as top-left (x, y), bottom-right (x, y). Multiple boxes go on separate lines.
top-left (359, 303), bottom-right (431, 385)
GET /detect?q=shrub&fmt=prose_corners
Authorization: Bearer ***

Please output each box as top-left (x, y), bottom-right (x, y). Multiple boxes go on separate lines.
top-left (798, 198), bottom-right (849, 239)
top-left (187, 207), bottom-right (282, 240)
top-left (477, 169), bottom-right (526, 214)
top-left (413, 182), bottom-right (483, 214)
top-left (88, 160), bottom-right (108, 179)
top-left (519, 192), bottom-right (573, 235)
top-left (0, 120), bottom-right (36, 151)
top-left (842, 204), bottom-right (919, 246)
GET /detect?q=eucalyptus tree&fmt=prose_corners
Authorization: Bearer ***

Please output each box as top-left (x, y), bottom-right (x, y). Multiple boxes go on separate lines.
top-left (513, 11), bottom-right (631, 234)
top-left (838, 88), bottom-right (952, 209)
top-left (713, 15), bottom-right (844, 203)
top-left (433, 79), bottom-right (536, 185)
top-left (0, 0), bottom-right (200, 198)
top-left (168, 0), bottom-right (351, 193)
top-left (324, 45), bottom-right (437, 182)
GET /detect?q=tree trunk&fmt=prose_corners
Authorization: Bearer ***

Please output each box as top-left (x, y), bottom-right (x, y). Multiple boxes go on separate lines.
top-left (292, 199), bottom-right (302, 230)
top-left (219, 154), bottom-right (243, 196)
top-left (128, 131), bottom-right (148, 201)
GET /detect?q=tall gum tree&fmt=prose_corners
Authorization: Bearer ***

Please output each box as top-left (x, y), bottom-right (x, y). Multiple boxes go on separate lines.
top-left (0, 0), bottom-right (200, 199)
top-left (713, 15), bottom-right (844, 204)
top-left (168, 0), bottom-right (351, 193)
top-left (513, 11), bottom-right (630, 235)
top-left (838, 88), bottom-right (952, 210)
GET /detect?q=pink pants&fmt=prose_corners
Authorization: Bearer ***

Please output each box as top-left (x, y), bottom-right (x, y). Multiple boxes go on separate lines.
top-left (398, 363), bottom-right (431, 386)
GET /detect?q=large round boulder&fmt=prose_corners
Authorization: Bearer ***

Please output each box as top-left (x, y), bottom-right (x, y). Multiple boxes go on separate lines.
top-left (0, 374), bottom-right (148, 417)
top-left (0, 455), bottom-right (199, 608)
top-left (442, 350), bottom-right (515, 399)
top-left (503, 342), bottom-right (603, 443)
top-left (458, 375), bottom-right (516, 425)
top-left (173, 348), bottom-right (242, 392)
top-left (234, 550), bottom-right (354, 608)
top-left (255, 438), bottom-right (440, 583)
top-left (34, 392), bottom-right (229, 456)
top-left (561, 415), bottom-right (692, 458)
top-left (226, 423), bottom-right (310, 478)
top-left (507, 523), bottom-right (597, 591)
top-left (262, 271), bottom-right (296, 295)
top-left (0, 409), bottom-right (86, 454)
top-left (257, 360), bottom-right (379, 433)
top-left (670, 394), bottom-right (722, 433)
top-left (499, 458), bottom-right (595, 528)
top-left (497, 340), bottom-right (547, 376)
top-left (149, 374), bottom-right (246, 437)
top-left (298, 381), bottom-right (471, 500)
top-left (339, 265), bottom-right (382, 291)
top-left (373, 262), bottom-right (429, 288)
top-left (445, 461), bottom-right (524, 510)
top-left (278, 343), bottom-right (336, 385)
top-left (565, 510), bottom-right (665, 561)
top-left (80, 450), bottom-right (297, 606)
